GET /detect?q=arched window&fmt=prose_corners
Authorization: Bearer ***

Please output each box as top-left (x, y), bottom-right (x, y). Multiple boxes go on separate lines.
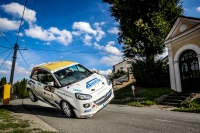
top-left (179, 50), bottom-right (200, 91)
top-left (179, 50), bottom-right (197, 61)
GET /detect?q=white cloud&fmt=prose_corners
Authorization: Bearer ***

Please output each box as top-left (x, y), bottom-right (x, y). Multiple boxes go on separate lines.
top-left (100, 55), bottom-right (123, 66)
top-left (18, 32), bottom-right (23, 36)
top-left (1, 2), bottom-right (36, 24)
top-left (72, 21), bottom-right (105, 42)
top-left (72, 22), bottom-right (97, 35)
top-left (104, 41), bottom-right (122, 55)
top-left (0, 18), bottom-right (20, 31)
top-left (94, 22), bottom-right (105, 27)
top-left (71, 31), bottom-right (81, 36)
top-left (90, 68), bottom-right (112, 76)
top-left (95, 28), bottom-right (105, 42)
top-left (83, 34), bottom-right (92, 46)
top-left (94, 41), bottom-right (123, 55)
top-left (108, 27), bottom-right (119, 34)
top-left (196, 7), bottom-right (200, 12)
top-left (0, 70), bottom-right (9, 75)
top-left (25, 25), bottom-right (73, 46)
top-left (94, 42), bottom-right (104, 50)
top-left (99, 69), bottom-right (112, 75)
top-left (94, 41), bottom-right (123, 66)
top-left (0, 59), bottom-right (30, 75)
top-left (21, 39), bottom-right (25, 42)
top-left (93, 22), bottom-right (105, 41)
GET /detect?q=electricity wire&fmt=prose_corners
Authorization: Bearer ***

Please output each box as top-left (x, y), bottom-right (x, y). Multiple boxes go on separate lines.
top-left (0, 48), bottom-right (12, 55)
top-left (0, 46), bottom-right (12, 49)
top-left (32, 0), bottom-right (38, 11)
top-left (16, 0), bottom-right (28, 44)
top-left (0, 49), bottom-right (14, 68)
top-left (0, 32), bottom-right (13, 47)
top-left (18, 49), bottom-right (30, 68)
top-left (27, 48), bottom-right (100, 53)
top-left (19, 47), bottom-right (122, 54)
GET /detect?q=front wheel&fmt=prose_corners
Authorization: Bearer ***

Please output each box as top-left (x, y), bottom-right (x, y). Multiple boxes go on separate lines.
top-left (61, 101), bottom-right (75, 118)
top-left (28, 89), bottom-right (38, 102)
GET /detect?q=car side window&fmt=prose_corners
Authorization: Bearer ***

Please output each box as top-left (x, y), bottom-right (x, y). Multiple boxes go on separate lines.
top-left (31, 70), bottom-right (39, 81)
top-left (38, 71), bottom-right (53, 83)
top-left (35, 69), bottom-right (59, 87)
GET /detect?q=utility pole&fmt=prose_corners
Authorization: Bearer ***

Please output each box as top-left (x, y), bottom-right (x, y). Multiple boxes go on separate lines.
top-left (9, 43), bottom-right (18, 93)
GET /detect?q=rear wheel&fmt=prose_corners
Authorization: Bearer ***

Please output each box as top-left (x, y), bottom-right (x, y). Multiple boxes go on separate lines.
top-left (61, 101), bottom-right (75, 118)
top-left (28, 89), bottom-right (38, 102)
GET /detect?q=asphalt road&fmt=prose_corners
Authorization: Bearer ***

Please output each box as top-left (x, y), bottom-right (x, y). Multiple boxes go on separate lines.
top-left (23, 99), bottom-right (200, 133)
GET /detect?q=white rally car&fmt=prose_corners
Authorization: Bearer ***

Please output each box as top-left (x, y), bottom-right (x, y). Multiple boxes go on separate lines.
top-left (27, 61), bottom-right (114, 118)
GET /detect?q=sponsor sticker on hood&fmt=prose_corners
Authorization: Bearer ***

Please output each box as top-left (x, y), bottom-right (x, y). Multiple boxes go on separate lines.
top-left (86, 78), bottom-right (101, 89)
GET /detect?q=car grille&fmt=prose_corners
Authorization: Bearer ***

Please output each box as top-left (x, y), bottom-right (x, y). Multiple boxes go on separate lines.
top-left (94, 89), bottom-right (112, 106)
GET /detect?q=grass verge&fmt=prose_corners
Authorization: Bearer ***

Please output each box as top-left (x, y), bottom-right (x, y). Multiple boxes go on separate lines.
top-left (111, 83), bottom-right (176, 107)
top-left (173, 96), bottom-right (200, 113)
top-left (0, 108), bottom-right (57, 133)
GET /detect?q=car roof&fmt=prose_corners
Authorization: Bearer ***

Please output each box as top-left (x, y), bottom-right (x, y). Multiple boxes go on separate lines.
top-left (35, 60), bottom-right (77, 71)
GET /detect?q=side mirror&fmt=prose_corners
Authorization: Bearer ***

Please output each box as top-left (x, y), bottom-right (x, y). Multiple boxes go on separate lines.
top-left (47, 82), bottom-right (54, 86)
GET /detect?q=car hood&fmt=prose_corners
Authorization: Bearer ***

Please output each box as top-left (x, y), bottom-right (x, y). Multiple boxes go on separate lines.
top-left (61, 73), bottom-right (107, 95)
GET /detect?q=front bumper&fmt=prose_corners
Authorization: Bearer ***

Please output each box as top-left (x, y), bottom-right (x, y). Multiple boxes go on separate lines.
top-left (74, 88), bottom-right (114, 118)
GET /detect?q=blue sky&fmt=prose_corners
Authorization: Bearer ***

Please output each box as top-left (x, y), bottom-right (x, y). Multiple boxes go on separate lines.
top-left (0, 0), bottom-right (200, 83)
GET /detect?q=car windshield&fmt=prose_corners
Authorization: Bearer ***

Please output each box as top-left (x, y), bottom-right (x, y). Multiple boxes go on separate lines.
top-left (54, 64), bottom-right (93, 87)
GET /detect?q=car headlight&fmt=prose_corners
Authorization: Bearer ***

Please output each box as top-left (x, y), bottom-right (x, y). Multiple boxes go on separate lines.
top-left (75, 93), bottom-right (92, 100)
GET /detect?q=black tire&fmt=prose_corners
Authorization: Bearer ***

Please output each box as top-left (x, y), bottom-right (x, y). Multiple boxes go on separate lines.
top-left (28, 89), bottom-right (38, 102)
top-left (61, 101), bottom-right (75, 118)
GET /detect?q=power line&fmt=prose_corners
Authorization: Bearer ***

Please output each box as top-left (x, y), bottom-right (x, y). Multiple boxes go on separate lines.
top-left (0, 46), bottom-right (12, 49)
top-left (20, 47), bottom-right (122, 54)
top-left (0, 49), bottom-right (13, 68)
top-left (16, 0), bottom-right (28, 44)
top-left (0, 32), bottom-right (13, 47)
top-left (18, 49), bottom-right (30, 68)
top-left (0, 48), bottom-right (12, 55)
top-left (32, 0), bottom-right (38, 11)
top-left (27, 47), bottom-right (100, 53)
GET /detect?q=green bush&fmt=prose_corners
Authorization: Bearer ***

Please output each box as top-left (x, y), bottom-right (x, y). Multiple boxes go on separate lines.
top-left (0, 77), bottom-right (7, 98)
top-left (108, 69), bottom-right (128, 82)
top-left (141, 100), bottom-right (155, 106)
top-left (132, 60), bottom-right (170, 87)
top-left (13, 78), bottom-right (28, 98)
top-left (126, 101), bottom-right (142, 107)
top-left (173, 97), bottom-right (200, 113)
top-left (186, 96), bottom-right (200, 108)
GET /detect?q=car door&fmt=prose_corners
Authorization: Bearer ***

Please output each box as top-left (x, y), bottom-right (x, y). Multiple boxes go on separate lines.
top-left (37, 69), bottom-right (59, 104)
top-left (29, 69), bottom-right (44, 100)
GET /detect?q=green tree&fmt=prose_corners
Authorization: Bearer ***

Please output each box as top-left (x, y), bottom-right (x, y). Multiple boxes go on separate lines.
top-left (13, 78), bottom-right (28, 98)
top-left (103, 0), bottom-right (183, 61)
top-left (132, 60), bottom-right (170, 87)
top-left (108, 70), bottom-right (128, 82)
top-left (0, 77), bottom-right (7, 96)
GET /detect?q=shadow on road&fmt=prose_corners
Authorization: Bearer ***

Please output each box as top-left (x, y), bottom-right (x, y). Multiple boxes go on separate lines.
top-left (0, 103), bottom-right (76, 119)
